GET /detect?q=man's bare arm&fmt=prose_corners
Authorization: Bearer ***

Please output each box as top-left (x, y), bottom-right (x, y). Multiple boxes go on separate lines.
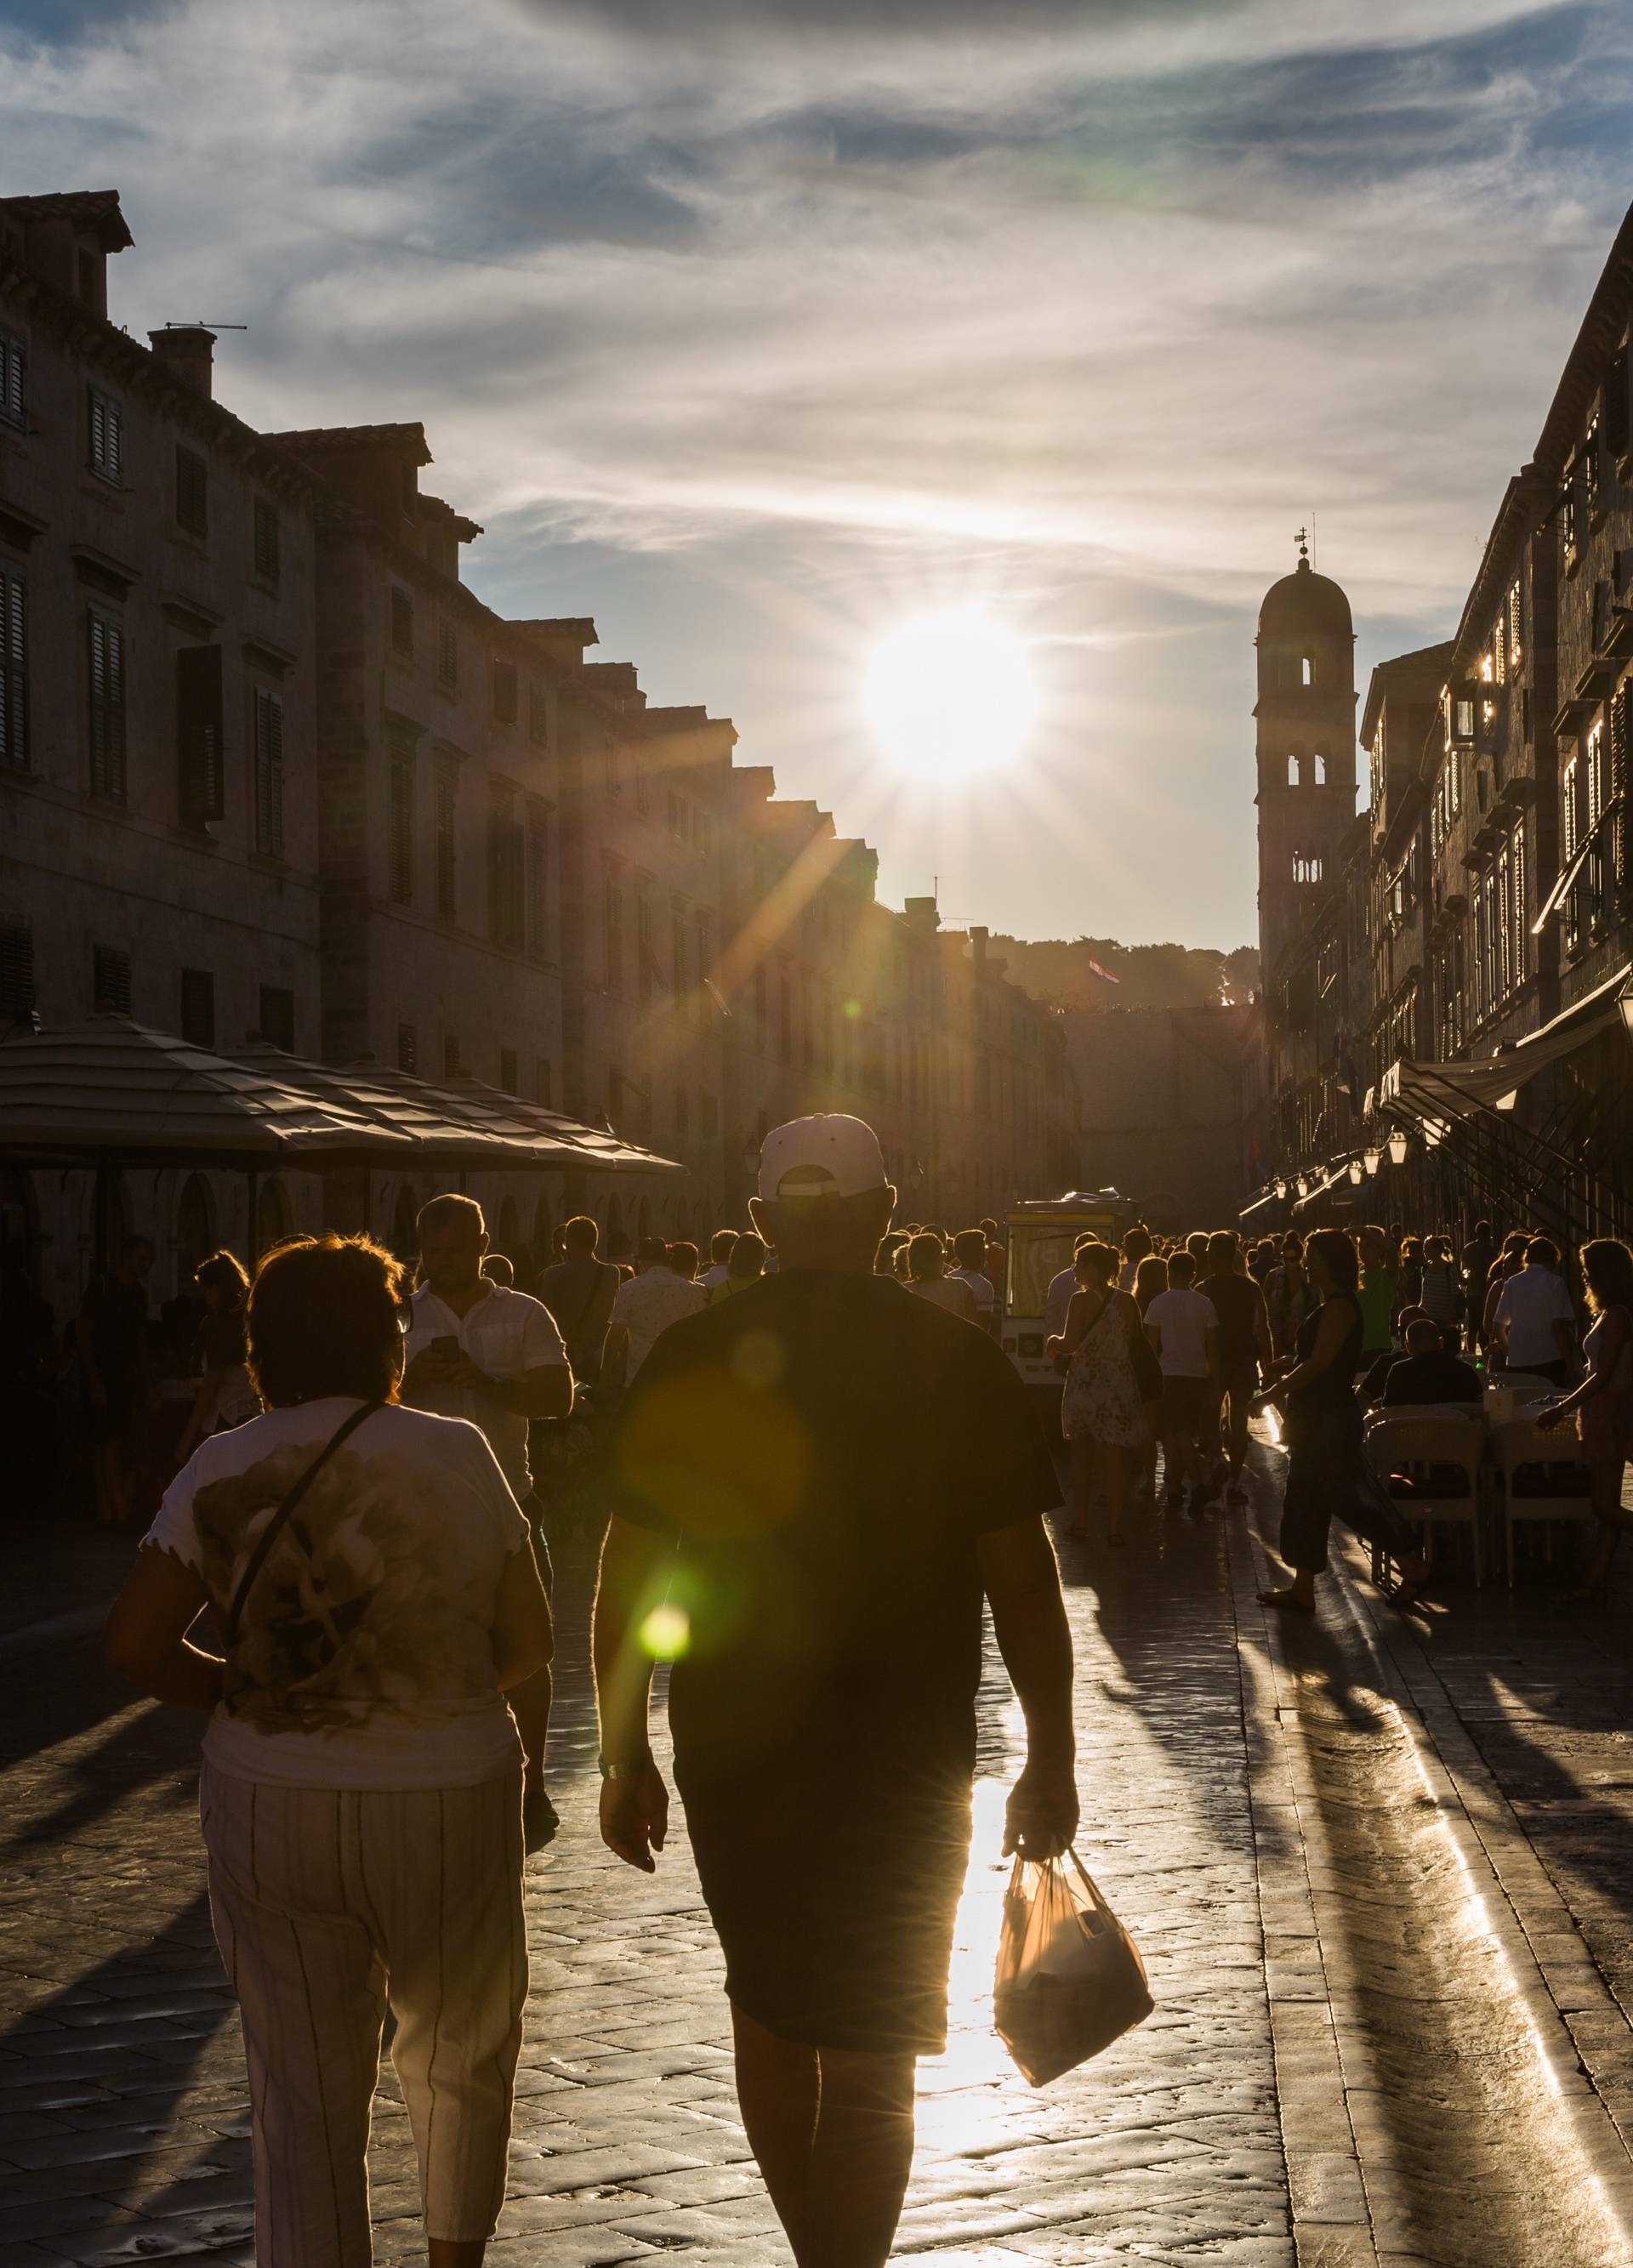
top-left (593, 1515), bottom-right (679, 1872)
top-left (980, 1515), bottom-right (1078, 1858)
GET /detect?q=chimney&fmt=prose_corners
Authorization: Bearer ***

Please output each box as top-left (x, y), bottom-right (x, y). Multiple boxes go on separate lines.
top-left (148, 325), bottom-right (215, 399)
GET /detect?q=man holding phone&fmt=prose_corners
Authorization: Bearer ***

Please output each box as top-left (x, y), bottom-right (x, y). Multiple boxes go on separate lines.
top-left (402, 1193), bottom-right (572, 1847)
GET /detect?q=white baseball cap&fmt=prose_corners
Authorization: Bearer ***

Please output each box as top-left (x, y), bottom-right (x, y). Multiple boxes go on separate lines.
top-left (757, 1113), bottom-right (889, 1202)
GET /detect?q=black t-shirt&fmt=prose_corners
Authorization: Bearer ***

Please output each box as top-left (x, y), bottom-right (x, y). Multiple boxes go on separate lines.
top-left (1203, 1271), bottom-right (1262, 1369)
top-left (1381, 1351), bottom-right (1482, 1407)
top-left (607, 1268), bottom-right (1061, 1780)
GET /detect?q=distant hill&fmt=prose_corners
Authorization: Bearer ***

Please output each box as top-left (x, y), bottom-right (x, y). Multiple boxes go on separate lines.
top-left (991, 936), bottom-right (1260, 1014)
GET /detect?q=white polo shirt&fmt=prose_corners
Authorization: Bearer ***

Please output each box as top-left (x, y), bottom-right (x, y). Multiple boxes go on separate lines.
top-left (1492, 1265), bottom-right (1575, 1370)
top-left (405, 1282), bottom-right (568, 1499)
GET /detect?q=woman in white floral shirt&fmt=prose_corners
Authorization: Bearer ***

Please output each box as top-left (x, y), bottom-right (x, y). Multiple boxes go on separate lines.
top-left (105, 1233), bottom-right (553, 2268)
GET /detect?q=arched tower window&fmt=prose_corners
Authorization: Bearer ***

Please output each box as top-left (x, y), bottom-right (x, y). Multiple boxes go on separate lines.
top-left (1312, 753), bottom-right (1328, 786)
top-left (1301, 654), bottom-right (1314, 687)
top-left (1293, 852), bottom-right (1323, 885)
top-left (1286, 753), bottom-right (1300, 787)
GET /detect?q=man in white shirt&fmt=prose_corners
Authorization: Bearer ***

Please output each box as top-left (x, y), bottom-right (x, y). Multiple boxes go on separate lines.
top-left (605, 1236), bottom-right (707, 1384)
top-left (948, 1228), bottom-right (999, 1336)
top-left (1144, 1249), bottom-right (1220, 1515)
top-left (1044, 1236), bottom-right (1095, 1339)
top-left (402, 1193), bottom-right (572, 1847)
top-left (1491, 1238), bottom-right (1577, 1385)
top-left (698, 1228), bottom-right (738, 1296)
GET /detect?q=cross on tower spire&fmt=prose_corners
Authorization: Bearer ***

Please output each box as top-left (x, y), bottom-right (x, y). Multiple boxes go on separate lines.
top-left (1295, 526), bottom-right (1309, 565)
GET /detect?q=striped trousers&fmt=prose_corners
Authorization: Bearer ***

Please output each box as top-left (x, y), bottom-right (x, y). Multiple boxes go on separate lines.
top-left (201, 1764), bottom-right (527, 2268)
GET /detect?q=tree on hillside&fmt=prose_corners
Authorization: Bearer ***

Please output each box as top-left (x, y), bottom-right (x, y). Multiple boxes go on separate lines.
top-left (989, 936), bottom-right (1260, 1013)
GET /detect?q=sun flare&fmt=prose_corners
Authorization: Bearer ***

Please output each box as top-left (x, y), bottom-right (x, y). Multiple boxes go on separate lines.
top-left (864, 611), bottom-right (1038, 783)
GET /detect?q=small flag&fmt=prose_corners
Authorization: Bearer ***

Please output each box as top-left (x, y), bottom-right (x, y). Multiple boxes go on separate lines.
top-left (1085, 957), bottom-right (1120, 985)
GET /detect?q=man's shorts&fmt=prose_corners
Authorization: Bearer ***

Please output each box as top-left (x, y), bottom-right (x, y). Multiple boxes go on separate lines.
top-left (1161, 1376), bottom-right (1213, 1432)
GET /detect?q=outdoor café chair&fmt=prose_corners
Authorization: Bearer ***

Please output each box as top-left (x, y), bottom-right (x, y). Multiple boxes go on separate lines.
top-left (1489, 1415), bottom-right (1595, 1589)
top-left (1363, 1410), bottom-right (1488, 1589)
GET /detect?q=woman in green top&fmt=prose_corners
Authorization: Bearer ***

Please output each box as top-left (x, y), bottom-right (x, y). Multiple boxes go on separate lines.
top-left (1356, 1225), bottom-right (1399, 1366)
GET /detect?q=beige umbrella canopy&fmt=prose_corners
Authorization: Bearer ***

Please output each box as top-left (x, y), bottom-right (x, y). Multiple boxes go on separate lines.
top-left (0, 1017), bottom-right (681, 1174)
top-left (0, 1016), bottom-right (419, 1166)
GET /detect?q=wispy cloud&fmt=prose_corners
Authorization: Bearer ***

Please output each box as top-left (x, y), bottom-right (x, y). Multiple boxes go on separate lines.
top-left (1, 0), bottom-right (1627, 945)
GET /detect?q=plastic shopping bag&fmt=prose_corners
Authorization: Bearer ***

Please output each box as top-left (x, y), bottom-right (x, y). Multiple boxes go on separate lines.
top-left (993, 1848), bottom-right (1153, 2085)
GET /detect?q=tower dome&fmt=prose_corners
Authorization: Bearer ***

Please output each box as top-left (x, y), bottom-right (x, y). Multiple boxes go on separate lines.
top-left (1257, 548), bottom-right (1352, 639)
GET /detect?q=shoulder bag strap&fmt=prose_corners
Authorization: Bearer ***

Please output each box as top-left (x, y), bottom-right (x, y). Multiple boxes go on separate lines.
top-left (223, 1400), bottom-right (383, 1653)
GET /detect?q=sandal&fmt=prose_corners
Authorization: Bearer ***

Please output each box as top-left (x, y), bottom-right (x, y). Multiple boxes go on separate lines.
top-left (1257, 1587), bottom-right (1315, 1616)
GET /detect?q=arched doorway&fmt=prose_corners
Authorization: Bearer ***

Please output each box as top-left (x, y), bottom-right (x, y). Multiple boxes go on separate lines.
top-left (175, 1173), bottom-right (214, 1290)
top-left (391, 1185), bottom-right (419, 1265)
top-left (256, 1179), bottom-right (289, 1255)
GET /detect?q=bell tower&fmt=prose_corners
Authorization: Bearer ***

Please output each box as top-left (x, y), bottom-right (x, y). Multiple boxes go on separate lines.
top-left (1255, 533), bottom-right (1357, 972)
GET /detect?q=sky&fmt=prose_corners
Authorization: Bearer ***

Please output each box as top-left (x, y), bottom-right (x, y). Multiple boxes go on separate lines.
top-left (3, 0), bottom-right (1631, 950)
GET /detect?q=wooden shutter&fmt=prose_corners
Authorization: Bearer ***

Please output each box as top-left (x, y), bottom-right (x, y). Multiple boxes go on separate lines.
top-left (88, 610), bottom-right (127, 799)
top-left (175, 445), bottom-right (208, 535)
top-left (0, 923), bottom-right (34, 1024)
top-left (179, 967), bottom-right (215, 1048)
top-left (254, 687), bottom-right (284, 856)
top-left (176, 645), bottom-right (225, 825)
top-left (0, 569), bottom-right (25, 770)
top-left (1612, 685), bottom-right (1630, 901)
top-left (92, 943), bottom-right (131, 1015)
top-left (253, 498), bottom-right (281, 583)
top-left (0, 331), bottom-right (24, 427)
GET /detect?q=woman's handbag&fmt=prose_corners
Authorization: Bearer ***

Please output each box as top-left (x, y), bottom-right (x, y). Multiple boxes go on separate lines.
top-left (993, 1847), bottom-right (1153, 2085)
top-left (1127, 1302), bottom-right (1164, 1404)
top-left (222, 1400), bottom-right (383, 1654)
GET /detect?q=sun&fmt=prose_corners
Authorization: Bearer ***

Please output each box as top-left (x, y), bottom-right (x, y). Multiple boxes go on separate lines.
top-left (864, 611), bottom-right (1038, 782)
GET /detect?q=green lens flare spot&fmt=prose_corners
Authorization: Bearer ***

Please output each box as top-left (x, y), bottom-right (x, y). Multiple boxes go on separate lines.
top-left (844, 998), bottom-right (862, 1020)
top-left (639, 1604), bottom-right (691, 1661)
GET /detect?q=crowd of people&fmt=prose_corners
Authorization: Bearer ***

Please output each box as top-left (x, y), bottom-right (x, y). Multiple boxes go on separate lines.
top-left (14, 1121), bottom-right (1629, 2268)
top-left (1038, 1211), bottom-right (1633, 1616)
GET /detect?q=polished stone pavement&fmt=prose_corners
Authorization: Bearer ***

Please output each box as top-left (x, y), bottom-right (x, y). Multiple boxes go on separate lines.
top-left (3, 1435), bottom-right (1633, 2265)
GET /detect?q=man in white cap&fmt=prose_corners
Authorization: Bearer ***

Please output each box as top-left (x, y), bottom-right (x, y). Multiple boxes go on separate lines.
top-left (593, 1113), bottom-right (1076, 2268)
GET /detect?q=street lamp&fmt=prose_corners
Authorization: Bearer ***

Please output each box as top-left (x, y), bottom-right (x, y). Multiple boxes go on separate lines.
top-left (1619, 967), bottom-right (1633, 1045)
top-left (1386, 1129), bottom-right (1408, 1168)
top-left (1348, 1159), bottom-right (1363, 1186)
top-left (1296, 1174), bottom-right (1309, 1198)
top-left (1275, 1179), bottom-right (1288, 1202)
top-left (1363, 1146), bottom-right (1381, 1177)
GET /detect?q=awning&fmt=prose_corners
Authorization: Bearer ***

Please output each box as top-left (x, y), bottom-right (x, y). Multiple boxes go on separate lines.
top-left (1532, 802), bottom-right (1620, 934)
top-left (1380, 974), bottom-right (1629, 1123)
top-left (0, 1016), bottom-right (682, 1175)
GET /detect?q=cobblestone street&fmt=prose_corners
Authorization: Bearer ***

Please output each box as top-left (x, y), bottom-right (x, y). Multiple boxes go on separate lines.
top-left (6, 1434), bottom-right (1633, 2266)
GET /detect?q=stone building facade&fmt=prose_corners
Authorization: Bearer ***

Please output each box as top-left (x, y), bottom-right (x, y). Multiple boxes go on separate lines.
top-left (1, 187), bottom-right (1079, 1309)
top-left (1243, 202), bottom-right (1633, 1246)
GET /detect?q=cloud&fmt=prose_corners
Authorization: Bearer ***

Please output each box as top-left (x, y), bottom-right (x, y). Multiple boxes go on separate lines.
top-left (0, 0), bottom-right (1627, 946)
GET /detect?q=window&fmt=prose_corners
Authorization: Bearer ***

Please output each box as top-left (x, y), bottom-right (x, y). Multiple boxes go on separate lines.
top-left (92, 943), bottom-right (131, 1015)
top-left (526, 805), bottom-right (549, 958)
top-left (1300, 654), bottom-right (1313, 687)
top-left (695, 909), bottom-right (713, 983)
top-left (179, 968), bottom-right (215, 1049)
top-left (87, 385), bottom-right (122, 482)
top-left (636, 880), bottom-right (654, 1003)
top-left (1508, 578), bottom-right (1523, 674)
top-left (697, 810), bottom-right (714, 860)
top-left (253, 688), bottom-right (285, 856)
top-left (1585, 417), bottom-right (1602, 517)
top-left (259, 985), bottom-right (295, 1052)
top-left (435, 759), bottom-right (458, 921)
top-left (1563, 753), bottom-right (1581, 861)
top-left (1312, 753), bottom-right (1327, 786)
top-left (527, 680), bottom-right (549, 744)
top-left (602, 874), bottom-right (624, 991)
top-left (444, 1033), bottom-right (461, 1078)
top-left (176, 645), bottom-right (225, 827)
top-left (1562, 473), bottom-right (1579, 561)
top-left (0, 923), bottom-right (33, 1025)
top-left (1511, 821), bottom-right (1528, 987)
top-left (436, 618), bottom-right (458, 691)
top-left (488, 786), bottom-right (525, 948)
top-left (499, 1046), bottom-right (518, 1095)
top-left (1587, 719), bottom-right (1608, 828)
top-left (398, 1020), bottom-right (418, 1074)
top-left (387, 736), bottom-right (414, 905)
top-left (0, 328), bottom-right (25, 429)
top-left (1293, 852), bottom-right (1323, 885)
top-left (390, 586), bottom-right (413, 658)
top-left (634, 758), bottom-right (651, 817)
top-left (87, 608), bottom-right (126, 799)
top-left (492, 659), bottom-right (518, 725)
top-left (0, 567), bottom-right (26, 769)
top-left (253, 497), bottom-right (281, 585)
top-left (174, 445), bottom-right (208, 537)
top-left (668, 790), bottom-right (691, 840)
top-left (602, 739), bottom-right (619, 793)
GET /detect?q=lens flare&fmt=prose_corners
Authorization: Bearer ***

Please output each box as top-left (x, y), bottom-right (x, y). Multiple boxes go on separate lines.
top-left (639, 1604), bottom-right (691, 1661)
